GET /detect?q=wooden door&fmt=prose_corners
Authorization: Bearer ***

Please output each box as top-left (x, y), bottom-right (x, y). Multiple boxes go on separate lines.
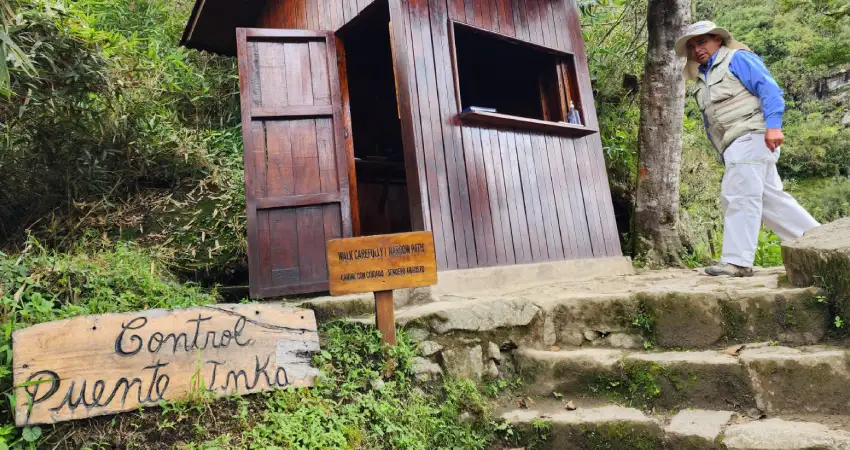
top-left (236, 28), bottom-right (352, 298)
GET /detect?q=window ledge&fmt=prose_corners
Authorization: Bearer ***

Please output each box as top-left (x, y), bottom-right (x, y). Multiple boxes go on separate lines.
top-left (459, 111), bottom-right (598, 137)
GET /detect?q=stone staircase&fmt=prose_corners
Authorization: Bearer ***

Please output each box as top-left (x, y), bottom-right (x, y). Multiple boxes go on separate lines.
top-left (297, 262), bottom-right (850, 449)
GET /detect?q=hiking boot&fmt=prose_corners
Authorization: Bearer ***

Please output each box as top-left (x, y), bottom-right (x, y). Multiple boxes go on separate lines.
top-left (704, 263), bottom-right (754, 277)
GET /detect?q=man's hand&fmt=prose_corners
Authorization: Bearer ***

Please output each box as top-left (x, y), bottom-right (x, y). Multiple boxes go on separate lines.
top-left (765, 128), bottom-right (784, 151)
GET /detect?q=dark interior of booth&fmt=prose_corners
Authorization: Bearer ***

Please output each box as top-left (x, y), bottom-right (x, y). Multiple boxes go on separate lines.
top-left (338, 0), bottom-right (412, 237)
top-left (454, 23), bottom-right (583, 123)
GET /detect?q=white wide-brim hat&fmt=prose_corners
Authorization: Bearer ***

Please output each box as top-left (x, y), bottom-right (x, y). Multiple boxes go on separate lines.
top-left (676, 21), bottom-right (751, 80)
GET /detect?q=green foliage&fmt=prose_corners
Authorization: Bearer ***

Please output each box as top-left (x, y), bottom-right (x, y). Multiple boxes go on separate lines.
top-left (788, 177), bottom-right (850, 223)
top-left (812, 257), bottom-right (850, 337)
top-left (0, 0), bottom-right (245, 277)
top-left (754, 228), bottom-right (784, 267)
top-left (631, 300), bottom-right (656, 349)
top-left (777, 101), bottom-right (850, 179)
top-left (581, 0), bottom-right (648, 100)
top-left (527, 418), bottom-right (553, 450)
top-left (702, 0), bottom-right (850, 99)
top-left (589, 361), bottom-right (663, 410)
top-left (218, 322), bottom-right (500, 449)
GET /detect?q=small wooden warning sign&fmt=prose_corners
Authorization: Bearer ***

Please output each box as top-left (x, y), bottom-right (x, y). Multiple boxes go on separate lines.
top-left (326, 231), bottom-right (438, 296)
top-left (13, 304), bottom-right (320, 426)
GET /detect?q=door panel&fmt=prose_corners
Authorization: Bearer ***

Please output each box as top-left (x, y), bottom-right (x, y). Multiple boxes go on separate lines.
top-left (237, 28), bottom-right (352, 298)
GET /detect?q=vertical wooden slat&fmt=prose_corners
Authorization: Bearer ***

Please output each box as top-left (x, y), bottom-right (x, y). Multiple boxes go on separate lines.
top-left (460, 126), bottom-right (484, 265)
top-left (316, 119), bottom-right (338, 193)
top-left (265, 121), bottom-right (295, 198)
top-left (481, 128), bottom-right (507, 264)
top-left (545, 136), bottom-right (577, 259)
top-left (389, 0), bottom-right (429, 231)
top-left (511, 0), bottom-right (530, 41)
top-left (322, 204), bottom-right (344, 245)
top-left (532, 134), bottom-right (564, 259)
top-left (450, 0), bottom-right (465, 21)
top-left (538, 0), bottom-right (557, 48)
top-left (317, 116), bottom-right (343, 248)
top-left (488, 130), bottom-right (515, 263)
top-left (257, 42), bottom-right (288, 108)
top-left (336, 38), bottom-right (360, 236)
top-left (291, 120), bottom-right (321, 195)
top-left (466, 0), bottom-right (479, 25)
top-left (471, 127), bottom-right (497, 265)
top-left (306, 0), bottom-right (317, 29)
top-left (525, 0), bottom-right (544, 44)
top-left (431, 0), bottom-right (475, 268)
top-left (495, 0), bottom-right (515, 36)
top-left (565, 0), bottom-right (598, 130)
top-left (325, 34), bottom-right (353, 237)
top-left (419, 0), bottom-right (459, 269)
top-left (334, 0), bottom-right (346, 29)
top-left (483, 0), bottom-right (497, 32)
top-left (296, 206), bottom-right (327, 282)
top-left (560, 137), bottom-right (593, 258)
top-left (316, 0), bottom-right (329, 29)
top-left (342, 0), bottom-right (354, 24)
top-left (407, 0), bottom-right (450, 268)
top-left (517, 134), bottom-right (547, 260)
top-left (283, 44), bottom-right (313, 105)
top-left (258, 210), bottom-right (273, 287)
top-left (268, 209), bottom-right (300, 283)
top-left (586, 135), bottom-right (623, 256)
top-left (551, 0), bottom-right (572, 52)
top-left (238, 29), bottom-right (262, 296)
top-left (501, 132), bottom-right (531, 262)
top-left (279, 0), bottom-right (291, 27)
top-left (309, 42), bottom-right (330, 105)
top-left (572, 137), bottom-right (606, 256)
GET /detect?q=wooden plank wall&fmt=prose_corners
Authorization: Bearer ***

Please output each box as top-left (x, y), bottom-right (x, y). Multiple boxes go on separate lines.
top-left (259, 0), bottom-right (622, 271)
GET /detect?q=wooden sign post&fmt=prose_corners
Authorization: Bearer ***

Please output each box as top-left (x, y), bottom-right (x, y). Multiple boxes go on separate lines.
top-left (12, 304), bottom-right (320, 426)
top-left (327, 231), bottom-right (437, 345)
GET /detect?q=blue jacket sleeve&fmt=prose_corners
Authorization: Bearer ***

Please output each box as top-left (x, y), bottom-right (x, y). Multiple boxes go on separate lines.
top-left (728, 51), bottom-right (785, 129)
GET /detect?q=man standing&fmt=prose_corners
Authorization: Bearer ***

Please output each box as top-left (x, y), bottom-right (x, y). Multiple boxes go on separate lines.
top-left (675, 21), bottom-right (820, 277)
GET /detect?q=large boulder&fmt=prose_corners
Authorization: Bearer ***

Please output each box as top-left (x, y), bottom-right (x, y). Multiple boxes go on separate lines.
top-left (782, 218), bottom-right (850, 288)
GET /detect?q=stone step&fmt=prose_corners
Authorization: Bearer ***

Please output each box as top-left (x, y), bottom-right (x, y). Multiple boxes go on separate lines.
top-left (509, 345), bottom-right (850, 415)
top-left (390, 273), bottom-right (823, 351)
top-left (293, 287), bottom-right (432, 322)
top-left (501, 405), bottom-right (850, 449)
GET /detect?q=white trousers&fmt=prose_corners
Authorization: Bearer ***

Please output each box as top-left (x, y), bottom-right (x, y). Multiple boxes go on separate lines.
top-left (720, 133), bottom-right (820, 268)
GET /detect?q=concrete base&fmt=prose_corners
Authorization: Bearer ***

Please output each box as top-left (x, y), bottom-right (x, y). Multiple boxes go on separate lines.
top-left (432, 257), bottom-right (634, 297)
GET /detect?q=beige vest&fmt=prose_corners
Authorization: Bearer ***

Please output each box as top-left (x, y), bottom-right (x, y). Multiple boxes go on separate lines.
top-left (695, 46), bottom-right (766, 152)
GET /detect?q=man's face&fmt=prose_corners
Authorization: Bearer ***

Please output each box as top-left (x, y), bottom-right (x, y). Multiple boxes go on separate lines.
top-left (687, 34), bottom-right (723, 65)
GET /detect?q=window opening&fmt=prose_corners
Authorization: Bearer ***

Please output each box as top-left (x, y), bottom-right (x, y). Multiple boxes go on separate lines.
top-left (452, 23), bottom-right (584, 125)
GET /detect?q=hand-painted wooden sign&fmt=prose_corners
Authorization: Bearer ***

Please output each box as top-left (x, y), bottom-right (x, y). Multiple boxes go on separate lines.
top-left (326, 231), bottom-right (438, 296)
top-left (13, 304), bottom-right (320, 426)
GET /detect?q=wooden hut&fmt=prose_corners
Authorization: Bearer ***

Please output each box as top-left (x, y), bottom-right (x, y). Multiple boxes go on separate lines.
top-left (181, 0), bottom-right (623, 298)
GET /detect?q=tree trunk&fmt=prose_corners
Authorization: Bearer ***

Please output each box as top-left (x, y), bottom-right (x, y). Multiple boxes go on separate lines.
top-left (633, 0), bottom-right (691, 267)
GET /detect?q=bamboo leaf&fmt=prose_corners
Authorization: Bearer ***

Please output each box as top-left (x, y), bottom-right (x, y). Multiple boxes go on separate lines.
top-left (0, 31), bottom-right (35, 75)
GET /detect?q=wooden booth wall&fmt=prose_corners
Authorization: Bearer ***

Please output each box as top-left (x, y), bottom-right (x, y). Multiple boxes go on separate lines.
top-left (259, 0), bottom-right (622, 270)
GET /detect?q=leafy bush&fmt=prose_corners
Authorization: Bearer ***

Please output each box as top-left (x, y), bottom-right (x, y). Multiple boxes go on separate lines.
top-left (788, 178), bottom-right (850, 223)
top-left (0, 0), bottom-right (245, 278)
top-left (240, 322), bottom-right (498, 450)
top-left (778, 102), bottom-right (850, 179)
